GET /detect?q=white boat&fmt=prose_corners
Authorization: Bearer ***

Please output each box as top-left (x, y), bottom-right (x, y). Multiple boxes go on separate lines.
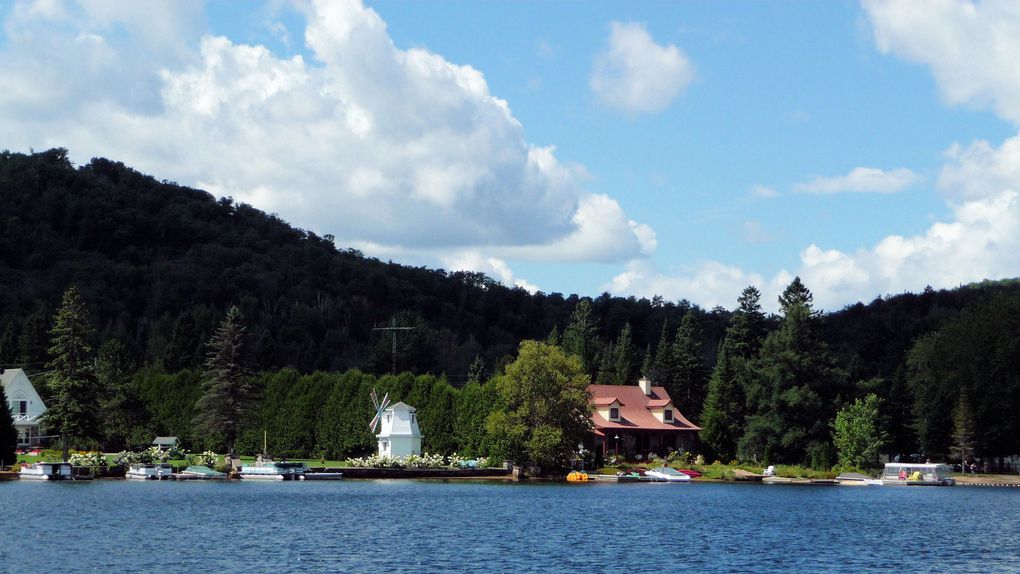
top-left (644, 466), bottom-right (692, 482)
top-left (239, 458), bottom-right (307, 480)
top-left (126, 463), bottom-right (174, 480)
top-left (301, 471), bottom-right (343, 480)
top-left (836, 472), bottom-right (883, 486)
top-left (880, 463), bottom-right (955, 486)
top-left (19, 462), bottom-right (73, 480)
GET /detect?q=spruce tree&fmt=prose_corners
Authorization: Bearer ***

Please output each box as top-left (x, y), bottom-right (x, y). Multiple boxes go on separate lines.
top-left (611, 323), bottom-right (639, 386)
top-left (952, 388), bottom-right (976, 465)
top-left (44, 286), bottom-right (99, 460)
top-left (562, 300), bottom-right (600, 376)
top-left (740, 279), bottom-right (844, 464)
top-left (193, 306), bottom-right (254, 453)
top-left (699, 341), bottom-right (743, 462)
top-left (0, 382), bottom-right (17, 467)
top-left (670, 312), bottom-right (707, 419)
top-left (727, 286), bottom-right (767, 359)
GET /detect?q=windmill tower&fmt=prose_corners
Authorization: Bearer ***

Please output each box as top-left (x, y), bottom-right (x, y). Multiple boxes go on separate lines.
top-left (369, 389), bottom-right (422, 457)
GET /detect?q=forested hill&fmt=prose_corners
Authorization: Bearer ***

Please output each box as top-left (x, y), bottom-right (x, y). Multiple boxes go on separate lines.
top-left (0, 149), bottom-right (734, 377)
top-left (1, 148), bottom-right (1018, 388)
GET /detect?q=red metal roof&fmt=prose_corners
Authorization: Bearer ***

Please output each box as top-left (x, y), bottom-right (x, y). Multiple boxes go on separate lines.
top-left (589, 384), bottom-right (700, 432)
top-left (592, 397), bottom-right (623, 406)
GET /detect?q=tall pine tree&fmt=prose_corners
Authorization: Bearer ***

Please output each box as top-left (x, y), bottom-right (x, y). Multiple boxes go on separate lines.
top-left (699, 340), bottom-right (744, 462)
top-left (670, 312), bottom-right (707, 419)
top-left (562, 300), bottom-right (600, 377)
top-left (43, 286), bottom-right (99, 460)
top-left (193, 306), bottom-right (255, 453)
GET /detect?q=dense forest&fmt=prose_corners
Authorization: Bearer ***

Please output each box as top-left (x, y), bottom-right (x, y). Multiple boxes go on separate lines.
top-left (3, 149), bottom-right (1020, 467)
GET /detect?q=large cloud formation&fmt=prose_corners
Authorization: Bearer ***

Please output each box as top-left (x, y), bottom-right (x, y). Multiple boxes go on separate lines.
top-left (608, 0), bottom-right (1020, 311)
top-left (0, 0), bottom-right (656, 287)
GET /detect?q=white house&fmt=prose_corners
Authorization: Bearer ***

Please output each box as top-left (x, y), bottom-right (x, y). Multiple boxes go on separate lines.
top-left (1, 369), bottom-right (48, 448)
top-left (376, 402), bottom-right (422, 458)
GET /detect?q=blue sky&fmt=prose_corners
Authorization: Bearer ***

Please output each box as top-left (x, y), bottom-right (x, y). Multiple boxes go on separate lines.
top-left (2, 0), bottom-right (1019, 311)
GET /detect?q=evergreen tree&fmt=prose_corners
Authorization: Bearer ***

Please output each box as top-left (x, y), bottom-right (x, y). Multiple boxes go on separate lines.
top-left (0, 382), bottom-right (17, 467)
top-left (610, 323), bottom-right (639, 386)
top-left (727, 286), bottom-right (767, 359)
top-left (670, 312), bottom-right (707, 419)
top-left (740, 279), bottom-right (844, 464)
top-left (649, 320), bottom-right (672, 382)
top-left (467, 355), bottom-right (487, 384)
top-left (0, 322), bottom-right (18, 366)
top-left (699, 340), bottom-right (744, 462)
top-left (193, 306), bottom-right (254, 452)
top-left (952, 388), bottom-right (976, 464)
top-left (43, 286), bottom-right (99, 460)
top-left (545, 325), bottom-right (561, 347)
top-left (96, 339), bottom-right (147, 450)
top-left (562, 300), bottom-right (600, 376)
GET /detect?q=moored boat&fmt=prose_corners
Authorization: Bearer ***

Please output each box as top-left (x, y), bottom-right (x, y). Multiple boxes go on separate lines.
top-left (126, 463), bottom-right (174, 480)
top-left (19, 462), bottom-right (73, 481)
top-left (239, 457), bottom-right (307, 480)
top-left (301, 470), bottom-right (344, 480)
top-left (180, 465), bottom-right (228, 479)
top-left (880, 463), bottom-right (955, 486)
top-left (644, 466), bottom-right (692, 482)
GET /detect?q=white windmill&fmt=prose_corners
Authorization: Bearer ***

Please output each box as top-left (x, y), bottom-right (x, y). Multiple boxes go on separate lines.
top-left (369, 388), bottom-right (422, 458)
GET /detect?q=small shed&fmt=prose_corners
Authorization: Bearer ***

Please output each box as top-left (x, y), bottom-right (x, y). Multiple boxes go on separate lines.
top-left (152, 436), bottom-right (179, 451)
top-left (376, 402), bottom-right (422, 458)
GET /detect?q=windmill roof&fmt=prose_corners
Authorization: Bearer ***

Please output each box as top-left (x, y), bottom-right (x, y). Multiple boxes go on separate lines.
top-left (386, 401), bottom-right (416, 412)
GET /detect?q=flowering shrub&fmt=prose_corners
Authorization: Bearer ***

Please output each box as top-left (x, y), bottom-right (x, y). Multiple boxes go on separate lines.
top-left (448, 452), bottom-right (467, 467)
top-left (115, 446), bottom-right (174, 466)
top-left (69, 452), bottom-right (107, 467)
top-left (346, 452), bottom-right (448, 469)
top-left (190, 451), bottom-right (218, 467)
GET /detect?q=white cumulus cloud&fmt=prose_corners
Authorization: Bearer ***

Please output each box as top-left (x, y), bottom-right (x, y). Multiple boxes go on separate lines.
top-left (0, 0), bottom-right (655, 274)
top-left (864, 0), bottom-right (1020, 125)
top-left (794, 167), bottom-right (922, 194)
top-left (589, 21), bottom-right (694, 115)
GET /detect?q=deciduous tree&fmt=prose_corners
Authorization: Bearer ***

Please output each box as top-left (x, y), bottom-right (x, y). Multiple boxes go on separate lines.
top-left (486, 341), bottom-right (591, 469)
top-left (832, 393), bottom-right (886, 469)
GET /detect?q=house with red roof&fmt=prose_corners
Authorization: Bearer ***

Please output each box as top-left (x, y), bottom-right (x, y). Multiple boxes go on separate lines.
top-left (589, 377), bottom-right (700, 461)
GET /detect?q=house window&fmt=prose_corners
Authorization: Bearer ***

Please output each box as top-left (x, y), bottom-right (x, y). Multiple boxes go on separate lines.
top-left (664, 409), bottom-right (673, 422)
top-left (13, 400), bottom-right (27, 416)
top-left (609, 407), bottom-right (619, 421)
top-left (411, 413), bottom-right (417, 424)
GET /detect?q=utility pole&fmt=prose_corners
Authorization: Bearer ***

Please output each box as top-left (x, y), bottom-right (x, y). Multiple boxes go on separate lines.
top-left (372, 321), bottom-right (415, 373)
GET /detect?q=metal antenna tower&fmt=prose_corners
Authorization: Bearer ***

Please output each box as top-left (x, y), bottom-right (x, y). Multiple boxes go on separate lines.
top-left (372, 320), bottom-right (415, 373)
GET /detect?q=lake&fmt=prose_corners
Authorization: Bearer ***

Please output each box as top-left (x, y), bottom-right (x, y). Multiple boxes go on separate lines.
top-left (1, 479), bottom-right (1018, 573)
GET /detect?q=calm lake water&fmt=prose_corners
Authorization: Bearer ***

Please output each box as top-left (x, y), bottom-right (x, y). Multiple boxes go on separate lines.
top-left (1, 479), bottom-right (1018, 573)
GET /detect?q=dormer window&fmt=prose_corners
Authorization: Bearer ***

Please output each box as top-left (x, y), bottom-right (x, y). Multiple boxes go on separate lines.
top-left (609, 407), bottom-right (620, 421)
top-left (664, 408), bottom-right (673, 422)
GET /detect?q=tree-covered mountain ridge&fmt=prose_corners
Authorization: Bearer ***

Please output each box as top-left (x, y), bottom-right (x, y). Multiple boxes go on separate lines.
top-left (4, 148), bottom-right (1020, 464)
top-left (2, 148), bottom-right (1018, 382)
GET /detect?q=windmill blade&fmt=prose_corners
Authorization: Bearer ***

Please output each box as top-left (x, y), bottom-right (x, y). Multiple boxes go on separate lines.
top-left (380, 393), bottom-right (390, 410)
top-left (369, 412), bottom-right (381, 432)
top-left (370, 388), bottom-right (379, 410)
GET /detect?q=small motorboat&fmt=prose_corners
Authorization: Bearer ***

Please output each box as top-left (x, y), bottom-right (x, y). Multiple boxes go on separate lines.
top-left (644, 466), bottom-right (692, 482)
